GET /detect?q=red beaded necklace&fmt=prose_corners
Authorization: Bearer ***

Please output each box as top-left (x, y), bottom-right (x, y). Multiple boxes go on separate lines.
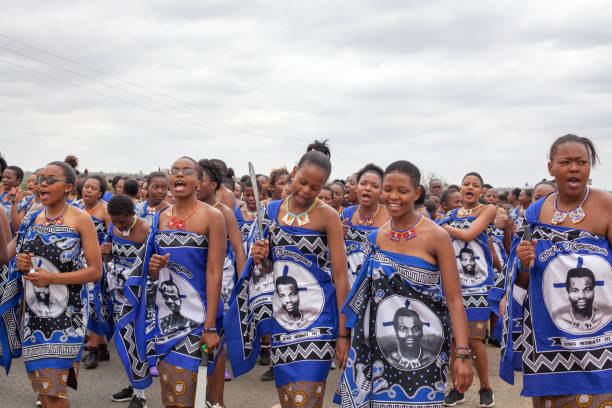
top-left (167, 201), bottom-right (200, 230)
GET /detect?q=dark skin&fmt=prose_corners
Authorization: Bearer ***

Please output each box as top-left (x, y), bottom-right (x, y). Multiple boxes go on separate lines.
top-left (516, 142), bottom-right (612, 289)
top-left (196, 170), bottom-right (247, 406)
top-left (250, 163), bottom-right (351, 376)
top-left (215, 182), bottom-right (236, 210)
top-left (442, 174), bottom-right (496, 391)
top-left (344, 173), bottom-right (358, 206)
top-left (12, 170), bottom-right (42, 232)
top-left (380, 172), bottom-right (472, 393)
top-left (197, 171), bottom-right (246, 277)
top-left (147, 176), bottom-right (170, 211)
top-left (100, 213), bottom-right (149, 255)
top-left (81, 178), bottom-right (111, 228)
top-left (147, 159), bottom-right (226, 408)
top-left (0, 210), bottom-right (10, 264)
top-left (330, 183), bottom-right (344, 212)
top-left (15, 165), bottom-right (102, 408)
top-left (240, 186), bottom-right (258, 220)
top-left (347, 171), bottom-right (390, 231)
top-left (81, 177), bottom-right (111, 349)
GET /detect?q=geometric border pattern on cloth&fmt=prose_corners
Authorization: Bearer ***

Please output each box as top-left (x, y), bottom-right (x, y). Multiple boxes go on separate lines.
top-left (156, 232), bottom-right (208, 249)
top-left (235, 279), bottom-right (273, 359)
top-left (269, 227), bottom-right (330, 271)
top-left (271, 340), bottom-right (335, 365)
top-left (509, 223), bottom-right (612, 375)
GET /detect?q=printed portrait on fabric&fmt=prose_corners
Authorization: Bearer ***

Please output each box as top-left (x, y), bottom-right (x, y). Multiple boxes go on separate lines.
top-left (376, 296), bottom-right (443, 371)
top-left (107, 262), bottom-right (129, 303)
top-left (25, 256), bottom-right (68, 318)
top-left (249, 261), bottom-right (274, 298)
top-left (272, 261), bottom-right (324, 331)
top-left (156, 265), bottom-right (205, 335)
top-left (452, 240), bottom-right (488, 287)
top-left (543, 254), bottom-right (612, 335)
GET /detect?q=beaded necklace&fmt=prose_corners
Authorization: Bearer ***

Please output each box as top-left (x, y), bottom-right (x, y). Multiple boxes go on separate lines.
top-left (389, 215), bottom-right (424, 241)
top-left (457, 203), bottom-right (483, 217)
top-left (119, 215), bottom-right (138, 237)
top-left (551, 187), bottom-right (590, 225)
top-left (167, 201), bottom-right (200, 230)
top-left (281, 195), bottom-right (318, 227)
top-left (85, 200), bottom-right (101, 215)
top-left (358, 203), bottom-right (380, 226)
top-left (43, 205), bottom-right (70, 226)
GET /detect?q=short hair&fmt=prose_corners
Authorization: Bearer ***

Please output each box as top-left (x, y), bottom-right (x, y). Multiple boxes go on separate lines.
top-left (521, 189), bottom-right (533, 200)
top-left (5, 165), bottom-right (24, 182)
top-left (257, 174), bottom-right (268, 181)
top-left (429, 178), bottom-right (441, 187)
top-left (199, 159), bottom-right (223, 191)
top-left (549, 134), bottom-right (599, 166)
top-left (415, 184), bottom-right (426, 205)
top-left (512, 188), bottom-right (521, 199)
top-left (0, 153), bottom-right (6, 174)
top-left (123, 178), bottom-right (139, 197)
top-left (534, 180), bottom-right (556, 190)
top-left (565, 267), bottom-right (595, 293)
top-left (459, 247), bottom-right (475, 259)
top-left (392, 308), bottom-right (422, 332)
top-left (321, 185), bottom-right (333, 194)
top-left (462, 172), bottom-right (483, 186)
top-left (107, 194), bottom-right (135, 216)
top-left (330, 181), bottom-right (345, 192)
top-left (64, 155), bottom-right (79, 175)
top-left (160, 279), bottom-right (179, 294)
top-left (175, 156), bottom-right (203, 179)
top-left (383, 160), bottom-right (421, 189)
top-left (447, 184), bottom-right (460, 192)
top-left (357, 163), bottom-right (384, 183)
top-left (112, 175), bottom-right (124, 188)
top-left (209, 159), bottom-right (228, 177)
top-left (269, 168), bottom-right (289, 186)
top-left (440, 189), bottom-right (460, 205)
top-left (298, 140), bottom-right (332, 177)
top-left (483, 183), bottom-right (493, 189)
top-left (47, 161), bottom-right (76, 186)
top-left (424, 199), bottom-right (437, 218)
top-left (85, 174), bottom-right (108, 195)
top-left (275, 275), bottom-right (298, 292)
top-left (241, 178), bottom-right (262, 192)
top-left (146, 171), bottom-right (167, 185)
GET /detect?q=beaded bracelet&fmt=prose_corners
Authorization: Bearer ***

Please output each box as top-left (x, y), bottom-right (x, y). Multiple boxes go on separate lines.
top-left (202, 327), bottom-right (217, 334)
top-left (456, 347), bottom-right (471, 353)
top-left (456, 353), bottom-right (471, 360)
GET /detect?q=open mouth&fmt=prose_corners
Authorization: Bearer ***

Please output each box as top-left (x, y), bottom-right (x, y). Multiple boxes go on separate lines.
top-left (39, 190), bottom-right (50, 200)
top-left (567, 177), bottom-right (582, 189)
top-left (173, 180), bottom-right (186, 193)
top-left (465, 191), bottom-right (474, 199)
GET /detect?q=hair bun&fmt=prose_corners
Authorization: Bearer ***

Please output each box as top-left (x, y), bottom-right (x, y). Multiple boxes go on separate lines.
top-left (306, 139), bottom-right (330, 158)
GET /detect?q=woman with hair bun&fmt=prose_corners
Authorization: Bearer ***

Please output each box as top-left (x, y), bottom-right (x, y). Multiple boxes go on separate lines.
top-left (225, 140), bottom-right (350, 408)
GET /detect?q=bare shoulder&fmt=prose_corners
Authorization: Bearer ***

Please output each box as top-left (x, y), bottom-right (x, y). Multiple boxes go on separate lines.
top-left (420, 218), bottom-right (449, 241)
top-left (318, 201), bottom-right (341, 222)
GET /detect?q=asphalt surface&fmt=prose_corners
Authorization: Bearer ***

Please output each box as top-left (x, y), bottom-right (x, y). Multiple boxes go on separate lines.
top-left (1, 341), bottom-right (531, 407)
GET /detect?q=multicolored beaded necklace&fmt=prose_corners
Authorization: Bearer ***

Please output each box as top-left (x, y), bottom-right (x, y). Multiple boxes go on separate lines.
top-left (167, 201), bottom-right (200, 230)
top-left (388, 215), bottom-right (424, 241)
top-left (281, 195), bottom-right (318, 227)
top-left (358, 203), bottom-right (380, 226)
top-left (84, 200), bottom-right (101, 215)
top-left (43, 205), bottom-right (70, 226)
top-left (551, 187), bottom-right (590, 225)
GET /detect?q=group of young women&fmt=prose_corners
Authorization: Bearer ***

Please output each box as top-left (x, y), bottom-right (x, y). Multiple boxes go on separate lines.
top-left (0, 133), bottom-right (610, 408)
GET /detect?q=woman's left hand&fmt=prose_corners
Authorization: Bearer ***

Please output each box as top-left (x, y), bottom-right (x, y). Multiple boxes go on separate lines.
top-left (335, 336), bottom-right (350, 371)
top-left (23, 267), bottom-right (55, 287)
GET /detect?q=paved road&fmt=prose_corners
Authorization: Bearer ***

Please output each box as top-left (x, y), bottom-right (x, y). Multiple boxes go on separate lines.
top-left (1, 342), bottom-right (531, 407)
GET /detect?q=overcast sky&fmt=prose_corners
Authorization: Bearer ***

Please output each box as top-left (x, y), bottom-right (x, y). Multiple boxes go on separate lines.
top-left (1, 1), bottom-right (611, 189)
